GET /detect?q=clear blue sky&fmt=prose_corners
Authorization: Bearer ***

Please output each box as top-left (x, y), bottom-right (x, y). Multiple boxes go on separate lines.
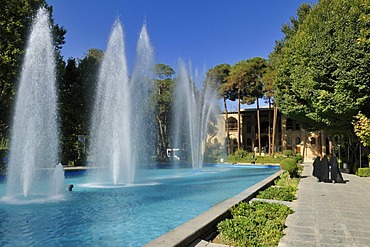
top-left (47, 0), bottom-right (317, 73)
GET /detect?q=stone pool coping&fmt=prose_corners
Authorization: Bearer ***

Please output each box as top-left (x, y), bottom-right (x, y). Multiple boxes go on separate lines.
top-left (145, 169), bottom-right (284, 247)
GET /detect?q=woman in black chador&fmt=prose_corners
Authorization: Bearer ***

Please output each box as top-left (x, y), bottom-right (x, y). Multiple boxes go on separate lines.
top-left (312, 156), bottom-right (322, 181)
top-left (321, 155), bottom-right (330, 182)
top-left (329, 154), bottom-right (345, 183)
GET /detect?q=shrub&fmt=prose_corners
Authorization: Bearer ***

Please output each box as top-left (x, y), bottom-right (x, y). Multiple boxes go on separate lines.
top-left (217, 201), bottom-right (293, 247)
top-left (283, 150), bottom-right (293, 157)
top-left (280, 158), bottom-right (298, 177)
top-left (356, 168), bottom-right (370, 177)
top-left (274, 172), bottom-right (299, 188)
top-left (257, 172), bottom-right (299, 201)
top-left (0, 149), bottom-right (8, 176)
top-left (257, 186), bottom-right (296, 201)
top-left (233, 149), bottom-right (248, 159)
top-left (295, 153), bottom-right (303, 163)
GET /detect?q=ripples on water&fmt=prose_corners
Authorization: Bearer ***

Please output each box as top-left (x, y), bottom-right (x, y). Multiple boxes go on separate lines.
top-left (0, 165), bottom-right (278, 246)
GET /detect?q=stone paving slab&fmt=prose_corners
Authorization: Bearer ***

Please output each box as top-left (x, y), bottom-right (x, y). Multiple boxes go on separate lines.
top-left (279, 162), bottom-right (370, 247)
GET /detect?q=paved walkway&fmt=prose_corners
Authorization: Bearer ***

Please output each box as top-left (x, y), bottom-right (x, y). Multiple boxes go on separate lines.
top-left (279, 162), bottom-right (370, 247)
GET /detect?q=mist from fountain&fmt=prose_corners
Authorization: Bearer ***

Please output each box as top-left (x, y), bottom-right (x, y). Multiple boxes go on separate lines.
top-left (173, 61), bottom-right (218, 170)
top-left (4, 8), bottom-right (65, 202)
top-left (88, 20), bottom-right (155, 186)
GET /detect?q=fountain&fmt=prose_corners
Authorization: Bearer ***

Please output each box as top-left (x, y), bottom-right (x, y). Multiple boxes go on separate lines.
top-left (88, 20), bottom-right (155, 186)
top-left (172, 61), bottom-right (218, 169)
top-left (4, 8), bottom-right (65, 202)
top-left (0, 11), bottom-right (281, 246)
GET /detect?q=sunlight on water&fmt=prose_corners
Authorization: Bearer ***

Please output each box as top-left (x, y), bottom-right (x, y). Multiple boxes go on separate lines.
top-left (5, 8), bottom-right (64, 201)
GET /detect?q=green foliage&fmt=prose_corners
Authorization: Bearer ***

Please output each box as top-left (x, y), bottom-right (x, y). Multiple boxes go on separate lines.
top-left (233, 149), bottom-right (248, 159)
top-left (154, 64), bottom-right (175, 160)
top-left (274, 0), bottom-right (370, 133)
top-left (227, 151), bottom-right (285, 164)
top-left (353, 112), bottom-right (370, 147)
top-left (0, 0), bottom-right (66, 137)
top-left (255, 156), bottom-right (284, 164)
top-left (0, 138), bottom-right (8, 149)
top-left (204, 143), bottom-right (224, 163)
top-left (280, 158), bottom-right (298, 177)
top-left (274, 172), bottom-right (300, 188)
top-left (227, 149), bottom-right (254, 163)
top-left (227, 58), bottom-right (267, 104)
top-left (59, 50), bottom-right (103, 164)
top-left (217, 201), bottom-right (293, 247)
top-left (257, 187), bottom-right (296, 202)
top-left (0, 149), bottom-right (8, 175)
top-left (283, 150), bottom-right (293, 157)
top-left (295, 153), bottom-right (303, 163)
top-left (257, 172), bottom-right (299, 201)
top-left (356, 168), bottom-right (370, 177)
top-left (205, 63), bottom-right (231, 100)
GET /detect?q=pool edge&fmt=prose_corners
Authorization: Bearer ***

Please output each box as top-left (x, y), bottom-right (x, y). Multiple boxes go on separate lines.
top-left (144, 169), bottom-right (284, 247)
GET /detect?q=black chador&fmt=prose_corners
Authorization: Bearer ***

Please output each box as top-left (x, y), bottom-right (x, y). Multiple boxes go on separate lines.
top-left (321, 155), bottom-right (330, 182)
top-left (312, 156), bottom-right (322, 181)
top-left (330, 155), bottom-right (345, 183)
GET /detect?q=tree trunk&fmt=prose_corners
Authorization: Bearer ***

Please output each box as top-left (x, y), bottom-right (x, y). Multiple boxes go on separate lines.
top-left (268, 97), bottom-right (271, 157)
top-left (237, 88), bottom-right (241, 150)
top-left (257, 98), bottom-right (261, 156)
top-left (272, 103), bottom-right (278, 157)
top-left (156, 116), bottom-right (167, 159)
top-left (302, 131), bottom-right (307, 162)
top-left (223, 97), bottom-right (231, 155)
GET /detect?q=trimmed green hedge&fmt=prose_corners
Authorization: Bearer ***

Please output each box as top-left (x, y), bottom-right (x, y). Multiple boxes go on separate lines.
top-left (283, 150), bottom-right (293, 157)
top-left (280, 157), bottom-right (298, 178)
top-left (217, 201), bottom-right (293, 247)
top-left (357, 168), bottom-right (370, 177)
top-left (257, 172), bottom-right (299, 202)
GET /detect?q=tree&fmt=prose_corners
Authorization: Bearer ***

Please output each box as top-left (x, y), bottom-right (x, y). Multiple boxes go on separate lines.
top-left (58, 49), bottom-right (103, 164)
top-left (353, 112), bottom-right (370, 147)
top-left (206, 64), bottom-right (232, 154)
top-left (0, 0), bottom-right (66, 138)
top-left (77, 48), bottom-right (104, 129)
top-left (227, 58), bottom-right (266, 152)
top-left (241, 57), bottom-right (267, 156)
top-left (227, 61), bottom-right (249, 150)
top-left (262, 65), bottom-right (276, 156)
top-left (275, 0), bottom-right (370, 135)
top-left (153, 64), bottom-right (175, 160)
top-left (59, 58), bottom-right (79, 164)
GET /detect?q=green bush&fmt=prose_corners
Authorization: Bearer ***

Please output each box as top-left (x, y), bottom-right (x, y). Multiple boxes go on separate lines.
top-left (356, 168), bottom-right (370, 177)
top-left (295, 153), bottom-right (303, 163)
top-left (217, 201), bottom-right (293, 247)
top-left (233, 149), bottom-right (248, 159)
top-left (283, 150), bottom-right (293, 157)
top-left (257, 172), bottom-right (299, 202)
top-left (257, 186), bottom-right (296, 201)
top-left (275, 172), bottom-right (300, 187)
top-left (280, 158), bottom-right (298, 178)
top-left (0, 149), bottom-right (8, 176)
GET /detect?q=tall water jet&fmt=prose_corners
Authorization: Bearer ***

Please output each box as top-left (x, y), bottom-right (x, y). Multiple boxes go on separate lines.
top-left (130, 23), bottom-right (155, 168)
top-left (88, 21), bottom-right (155, 185)
top-left (5, 8), bottom-right (64, 201)
top-left (88, 20), bottom-right (131, 185)
top-left (173, 61), bottom-right (217, 169)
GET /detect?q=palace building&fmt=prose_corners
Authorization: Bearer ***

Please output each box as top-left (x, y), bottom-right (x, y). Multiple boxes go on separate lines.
top-left (209, 107), bottom-right (333, 162)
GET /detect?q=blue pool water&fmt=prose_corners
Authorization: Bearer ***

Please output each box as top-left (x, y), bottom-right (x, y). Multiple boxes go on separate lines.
top-left (0, 164), bottom-right (278, 246)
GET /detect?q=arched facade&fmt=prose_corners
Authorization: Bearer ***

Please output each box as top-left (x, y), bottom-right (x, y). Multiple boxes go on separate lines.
top-left (207, 107), bottom-right (331, 162)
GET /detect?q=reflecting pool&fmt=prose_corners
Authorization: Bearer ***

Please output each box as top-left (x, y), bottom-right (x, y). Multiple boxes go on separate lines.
top-left (0, 164), bottom-right (278, 246)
